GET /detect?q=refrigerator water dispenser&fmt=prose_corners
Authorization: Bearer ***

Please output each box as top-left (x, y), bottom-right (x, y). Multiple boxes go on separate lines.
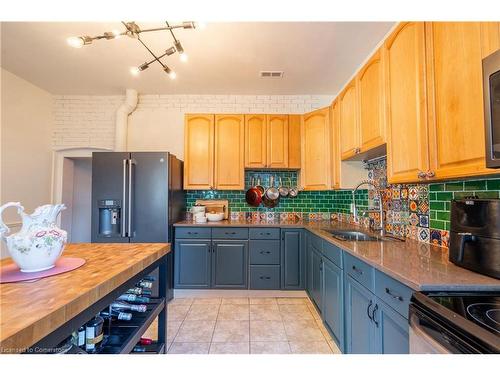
top-left (98, 199), bottom-right (121, 236)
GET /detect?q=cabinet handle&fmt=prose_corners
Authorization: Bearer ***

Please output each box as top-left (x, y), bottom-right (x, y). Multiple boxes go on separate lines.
top-left (225, 232), bottom-right (236, 235)
top-left (259, 276), bottom-right (271, 280)
top-left (426, 170), bottom-right (435, 178)
top-left (260, 250), bottom-right (271, 254)
top-left (385, 287), bottom-right (403, 302)
top-left (319, 261), bottom-right (323, 272)
top-left (187, 231), bottom-right (198, 235)
top-left (261, 232), bottom-right (271, 236)
top-left (367, 300), bottom-right (373, 321)
top-left (352, 265), bottom-right (363, 275)
top-left (417, 171), bottom-right (426, 179)
top-left (372, 304), bottom-right (379, 327)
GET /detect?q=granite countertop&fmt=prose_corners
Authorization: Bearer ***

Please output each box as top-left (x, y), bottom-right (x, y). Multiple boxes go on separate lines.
top-left (174, 219), bottom-right (500, 292)
top-left (0, 243), bottom-right (170, 352)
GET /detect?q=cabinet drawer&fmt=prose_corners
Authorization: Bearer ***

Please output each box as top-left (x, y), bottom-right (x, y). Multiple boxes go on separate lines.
top-left (175, 227), bottom-right (211, 239)
top-left (250, 265), bottom-right (280, 289)
top-left (249, 240), bottom-right (281, 265)
top-left (322, 241), bottom-right (343, 269)
top-left (344, 253), bottom-right (374, 292)
top-left (249, 228), bottom-right (280, 240)
top-left (375, 270), bottom-right (413, 318)
top-left (212, 227), bottom-right (249, 239)
top-left (309, 233), bottom-right (323, 252)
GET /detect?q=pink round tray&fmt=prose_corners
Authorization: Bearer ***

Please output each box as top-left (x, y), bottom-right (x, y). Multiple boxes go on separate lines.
top-left (0, 257), bottom-right (86, 283)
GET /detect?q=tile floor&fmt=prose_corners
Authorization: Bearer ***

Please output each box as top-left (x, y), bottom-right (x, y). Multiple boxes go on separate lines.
top-left (163, 296), bottom-right (341, 354)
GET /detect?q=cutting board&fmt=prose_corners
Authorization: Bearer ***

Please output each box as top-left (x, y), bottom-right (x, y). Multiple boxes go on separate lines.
top-left (195, 199), bottom-right (229, 219)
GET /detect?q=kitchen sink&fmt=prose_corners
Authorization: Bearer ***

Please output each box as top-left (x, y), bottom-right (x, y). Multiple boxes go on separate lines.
top-left (323, 229), bottom-right (405, 242)
top-left (325, 229), bottom-right (380, 241)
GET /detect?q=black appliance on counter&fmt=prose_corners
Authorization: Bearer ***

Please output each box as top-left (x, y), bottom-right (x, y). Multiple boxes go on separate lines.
top-left (409, 292), bottom-right (500, 353)
top-left (449, 198), bottom-right (500, 280)
top-left (91, 152), bottom-right (185, 299)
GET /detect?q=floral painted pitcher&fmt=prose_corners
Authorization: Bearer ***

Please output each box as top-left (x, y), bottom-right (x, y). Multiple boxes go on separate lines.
top-left (0, 202), bottom-right (67, 272)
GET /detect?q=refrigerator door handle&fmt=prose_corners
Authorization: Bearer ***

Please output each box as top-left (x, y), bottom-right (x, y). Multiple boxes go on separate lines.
top-left (128, 158), bottom-right (135, 238)
top-left (122, 159), bottom-right (128, 237)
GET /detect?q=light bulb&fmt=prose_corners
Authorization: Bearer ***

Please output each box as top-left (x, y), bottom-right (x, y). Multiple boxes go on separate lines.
top-left (130, 67), bottom-right (140, 76)
top-left (112, 29), bottom-right (122, 38)
top-left (180, 53), bottom-right (188, 62)
top-left (67, 36), bottom-right (84, 48)
top-left (169, 71), bottom-right (177, 80)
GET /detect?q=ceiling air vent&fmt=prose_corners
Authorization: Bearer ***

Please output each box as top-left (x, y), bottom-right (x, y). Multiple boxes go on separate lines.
top-left (260, 71), bottom-right (284, 78)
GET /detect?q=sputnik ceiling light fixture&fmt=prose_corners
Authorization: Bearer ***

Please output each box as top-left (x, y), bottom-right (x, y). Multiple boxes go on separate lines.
top-left (67, 21), bottom-right (203, 79)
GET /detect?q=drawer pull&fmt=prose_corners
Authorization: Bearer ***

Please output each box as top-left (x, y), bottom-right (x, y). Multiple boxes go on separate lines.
top-left (225, 232), bottom-right (237, 235)
top-left (259, 250), bottom-right (271, 254)
top-left (352, 265), bottom-right (363, 275)
top-left (187, 231), bottom-right (198, 235)
top-left (259, 276), bottom-right (271, 280)
top-left (261, 232), bottom-right (271, 235)
top-left (385, 287), bottom-right (403, 301)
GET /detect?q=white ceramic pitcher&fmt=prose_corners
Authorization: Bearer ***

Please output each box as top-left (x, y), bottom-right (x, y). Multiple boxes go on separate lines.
top-left (0, 202), bottom-right (67, 272)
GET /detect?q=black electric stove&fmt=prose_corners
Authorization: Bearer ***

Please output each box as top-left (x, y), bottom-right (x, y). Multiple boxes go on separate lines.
top-left (409, 292), bottom-right (500, 353)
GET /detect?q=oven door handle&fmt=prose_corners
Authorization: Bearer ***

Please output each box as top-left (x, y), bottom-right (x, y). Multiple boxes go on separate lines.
top-left (409, 312), bottom-right (451, 354)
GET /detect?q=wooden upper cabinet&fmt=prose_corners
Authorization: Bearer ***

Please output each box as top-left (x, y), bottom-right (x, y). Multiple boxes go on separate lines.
top-left (480, 22), bottom-right (500, 57)
top-left (267, 115), bottom-right (289, 168)
top-left (244, 114), bottom-right (267, 168)
top-left (330, 100), bottom-right (340, 189)
top-left (184, 114), bottom-right (214, 190)
top-left (214, 114), bottom-right (245, 190)
top-left (357, 49), bottom-right (385, 153)
top-left (425, 22), bottom-right (500, 180)
top-left (384, 22), bottom-right (430, 184)
top-left (339, 80), bottom-right (359, 160)
top-left (301, 107), bottom-right (331, 190)
top-left (288, 115), bottom-right (301, 169)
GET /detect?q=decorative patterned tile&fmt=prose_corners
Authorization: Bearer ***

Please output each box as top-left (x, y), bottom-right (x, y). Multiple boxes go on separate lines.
top-left (441, 230), bottom-right (450, 248)
top-left (409, 200), bottom-right (418, 213)
top-left (430, 229), bottom-right (442, 246)
top-left (418, 200), bottom-right (429, 214)
top-left (392, 200), bottom-right (402, 212)
top-left (400, 188), bottom-right (408, 200)
top-left (418, 214), bottom-right (429, 228)
top-left (408, 186), bottom-right (419, 200)
top-left (408, 213), bottom-right (419, 226)
top-left (418, 227), bottom-right (430, 243)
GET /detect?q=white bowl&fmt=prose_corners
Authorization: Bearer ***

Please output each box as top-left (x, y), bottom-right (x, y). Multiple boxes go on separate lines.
top-left (207, 212), bottom-right (224, 222)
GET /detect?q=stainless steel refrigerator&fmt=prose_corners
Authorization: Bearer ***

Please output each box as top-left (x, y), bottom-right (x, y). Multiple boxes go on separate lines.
top-left (91, 152), bottom-right (184, 299)
top-left (91, 152), bottom-right (184, 243)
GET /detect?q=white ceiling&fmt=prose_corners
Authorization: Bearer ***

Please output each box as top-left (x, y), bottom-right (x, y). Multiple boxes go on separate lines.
top-left (0, 22), bottom-right (394, 95)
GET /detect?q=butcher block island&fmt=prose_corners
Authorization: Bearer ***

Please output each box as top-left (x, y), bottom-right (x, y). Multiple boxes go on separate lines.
top-left (0, 243), bottom-right (170, 354)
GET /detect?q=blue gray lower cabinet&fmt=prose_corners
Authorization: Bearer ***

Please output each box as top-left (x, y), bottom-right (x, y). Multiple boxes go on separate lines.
top-left (174, 240), bottom-right (211, 288)
top-left (281, 229), bottom-right (305, 290)
top-left (310, 247), bottom-right (323, 311)
top-left (374, 299), bottom-right (410, 354)
top-left (212, 240), bottom-right (248, 289)
top-left (344, 274), bottom-right (377, 354)
top-left (322, 257), bottom-right (344, 351)
top-left (250, 265), bottom-right (281, 289)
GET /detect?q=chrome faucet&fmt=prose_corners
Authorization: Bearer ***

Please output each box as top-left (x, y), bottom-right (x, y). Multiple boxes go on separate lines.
top-left (352, 180), bottom-right (385, 237)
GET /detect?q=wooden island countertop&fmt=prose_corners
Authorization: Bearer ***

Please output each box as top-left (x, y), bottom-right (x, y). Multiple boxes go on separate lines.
top-left (0, 242), bottom-right (170, 353)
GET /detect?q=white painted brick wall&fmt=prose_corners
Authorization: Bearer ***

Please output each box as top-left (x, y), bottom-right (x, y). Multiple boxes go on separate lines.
top-left (53, 94), bottom-right (333, 150)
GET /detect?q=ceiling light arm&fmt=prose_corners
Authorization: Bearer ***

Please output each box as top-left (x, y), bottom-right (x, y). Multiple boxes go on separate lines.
top-left (137, 35), bottom-right (167, 69)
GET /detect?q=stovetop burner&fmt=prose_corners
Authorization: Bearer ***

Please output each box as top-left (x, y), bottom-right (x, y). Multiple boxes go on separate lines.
top-left (427, 292), bottom-right (500, 337)
top-left (466, 303), bottom-right (500, 334)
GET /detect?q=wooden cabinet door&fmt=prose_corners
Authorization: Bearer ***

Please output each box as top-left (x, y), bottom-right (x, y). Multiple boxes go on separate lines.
top-left (330, 100), bottom-right (340, 189)
top-left (184, 114), bottom-right (214, 190)
top-left (212, 240), bottom-right (248, 289)
top-left (357, 49), bottom-right (385, 153)
top-left (426, 22), bottom-right (499, 180)
top-left (266, 115), bottom-right (289, 168)
top-left (288, 115), bottom-right (301, 169)
top-left (323, 257), bottom-right (344, 351)
top-left (480, 22), bottom-right (500, 57)
top-left (174, 240), bottom-right (211, 288)
top-left (384, 22), bottom-right (430, 184)
top-left (281, 229), bottom-right (305, 290)
top-left (244, 114), bottom-right (267, 168)
top-left (339, 80), bottom-right (359, 160)
top-left (301, 107), bottom-right (331, 190)
top-left (214, 114), bottom-right (244, 190)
